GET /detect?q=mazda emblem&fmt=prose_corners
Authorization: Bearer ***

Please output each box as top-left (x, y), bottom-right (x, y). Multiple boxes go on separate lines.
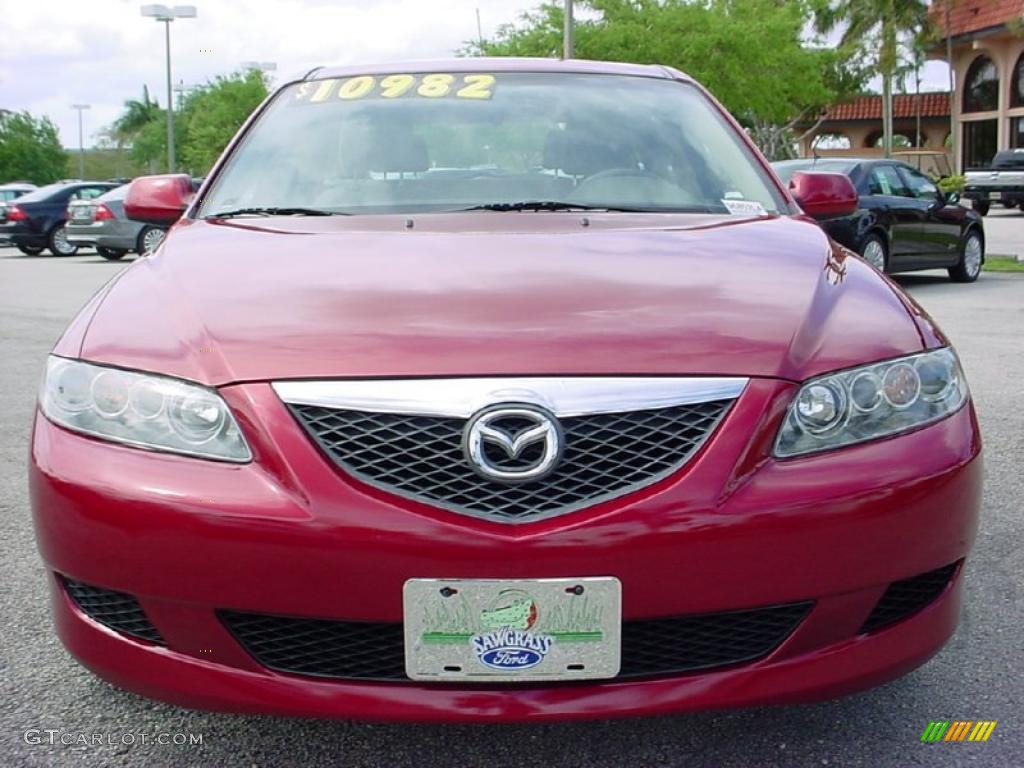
top-left (463, 404), bottom-right (563, 483)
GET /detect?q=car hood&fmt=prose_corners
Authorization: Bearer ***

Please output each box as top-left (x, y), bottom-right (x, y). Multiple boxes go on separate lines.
top-left (75, 214), bottom-right (926, 385)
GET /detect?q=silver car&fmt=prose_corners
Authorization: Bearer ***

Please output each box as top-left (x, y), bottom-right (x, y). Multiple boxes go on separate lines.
top-left (0, 181), bottom-right (37, 202)
top-left (66, 183), bottom-right (165, 260)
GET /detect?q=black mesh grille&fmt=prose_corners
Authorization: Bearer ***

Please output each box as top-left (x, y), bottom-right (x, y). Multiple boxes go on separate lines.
top-left (618, 602), bottom-right (812, 678)
top-left (220, 612), bottom-right (404, 681)
top-left (287, 400), bottom-right (733, 523)
top-left (219, 602), bottom-right (811, 682)
top-left (860, 562), bottom-right (959, 633)
top-left (61, 577), bottom-right (165, 645)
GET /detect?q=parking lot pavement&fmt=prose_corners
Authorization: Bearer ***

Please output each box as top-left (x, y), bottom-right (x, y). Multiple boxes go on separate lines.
top-left (977, 206), bottom-right (1024, 258)
top-left (0, 246), bottom-right (1021, 768)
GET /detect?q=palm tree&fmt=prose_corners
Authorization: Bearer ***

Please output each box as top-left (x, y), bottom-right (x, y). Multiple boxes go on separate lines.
top-left (110, 86), bottom-right (161, 148)
top-left (815, 0), bottom-right (928, 157)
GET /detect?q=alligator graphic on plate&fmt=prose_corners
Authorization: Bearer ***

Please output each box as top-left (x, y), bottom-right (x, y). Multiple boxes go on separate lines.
top-left (480, 595), bottom-right (536, 630)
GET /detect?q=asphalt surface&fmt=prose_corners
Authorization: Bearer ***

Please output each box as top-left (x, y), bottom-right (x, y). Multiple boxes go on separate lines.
top-left (975, 205), bottom-right (1024, 258)
top-left (0, 245), bottom-right (1021, 768)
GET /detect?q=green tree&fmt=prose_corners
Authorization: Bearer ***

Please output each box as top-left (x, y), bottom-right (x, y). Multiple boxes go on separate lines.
top-left (0, 110), bottom-right (66, 184)
top-left (128, 109), bottom-right (184, 172)
top-left (103, 86), bottom-right (166, 172)
top-left (814, 0), bottom-right (929, 156)
top-left (110, 86), bottom-right (161, 145)
top-left (465, 0), bottom-right (866, 159)
top-left (178, 70), bottom-right (268, 174)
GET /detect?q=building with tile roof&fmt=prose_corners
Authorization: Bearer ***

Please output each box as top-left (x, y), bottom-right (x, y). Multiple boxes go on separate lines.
top-left (927, 0), bottom-right (1024, 171)
top-left (797, 92), bottom-right (952, 158)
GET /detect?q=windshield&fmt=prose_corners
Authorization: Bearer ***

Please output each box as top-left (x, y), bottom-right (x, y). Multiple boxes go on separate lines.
top-left (199, 72), bottom-right (786, 217)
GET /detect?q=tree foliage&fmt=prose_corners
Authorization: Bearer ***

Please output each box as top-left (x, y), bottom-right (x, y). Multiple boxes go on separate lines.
top-left (0, 110), bottom-right (66, 184)
top-left (179, 70), bottom-right (268, 173)
top-left (110, 86), bottom-right (161, 147)
top-left (109, 70), bottom-right (269, 175)
top-left (465, 0), bottom-right (867, 157)
top-left (813, 0), bottom-right (929, 153)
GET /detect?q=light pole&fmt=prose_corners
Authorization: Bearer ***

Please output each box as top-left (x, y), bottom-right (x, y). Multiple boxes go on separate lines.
top-left (71, 104), bottom-right (90, 178)
top-left (564, 0), bottom-right (574, 59)
top-left (141, 4), bottom-right (197, 173)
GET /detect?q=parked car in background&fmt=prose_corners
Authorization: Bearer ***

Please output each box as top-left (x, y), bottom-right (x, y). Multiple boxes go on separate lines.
top-left (773, 157), bottom-right (984, 282)
top-left (0, 182), bottom-right (39, 245)
top-left (66, 184), bottom-right (165, 260)
top-left (0, 181), bottom-right (38, 202)
top-left (963, 149), bottom-right (1024, 215)
top-left (0, 181), bottom-right (119, 256)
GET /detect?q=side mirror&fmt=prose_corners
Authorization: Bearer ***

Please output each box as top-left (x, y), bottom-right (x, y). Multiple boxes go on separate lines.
top-left (945, 190), bottom-right (961, 205)
top-left (788, 171), bottom-right (859, 220)
top-left (124, 174), bottom-right (192, 226)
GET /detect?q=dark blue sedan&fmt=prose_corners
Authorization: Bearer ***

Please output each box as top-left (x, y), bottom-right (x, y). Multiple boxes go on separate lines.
top-left (772, 158), bottom-right (985, 283)
top-left (0, 181), bottom-right (119, 256)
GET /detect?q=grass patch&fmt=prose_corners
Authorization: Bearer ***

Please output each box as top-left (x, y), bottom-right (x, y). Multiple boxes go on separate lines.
top-left (983, 255), bottom-right (1024, 273)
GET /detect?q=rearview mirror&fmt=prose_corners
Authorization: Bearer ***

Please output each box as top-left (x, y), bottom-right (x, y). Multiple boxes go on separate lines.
top-left (788, 171), bottom-right (859, 220)
top-left (124, 174), bottom-right (193, 226)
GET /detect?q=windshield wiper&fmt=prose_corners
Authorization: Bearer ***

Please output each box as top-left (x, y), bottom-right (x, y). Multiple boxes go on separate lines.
top-left (205, 206), bottom-right (343, 219)
top-left (456, 201), bottom-right (649, 213)
top-left (455, 201), bottom-right (717, 213)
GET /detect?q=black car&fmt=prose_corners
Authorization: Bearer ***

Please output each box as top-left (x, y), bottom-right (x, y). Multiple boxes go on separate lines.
top-left (773, 158), bottom-right (984, 283)
top-left (0, 181), bottom-right (119, 256)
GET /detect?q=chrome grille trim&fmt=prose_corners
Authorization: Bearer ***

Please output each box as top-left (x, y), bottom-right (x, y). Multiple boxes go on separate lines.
top-left (277, 377), bottom-right (745, 524)
top-left (272, 376), bottom-right (748, 417)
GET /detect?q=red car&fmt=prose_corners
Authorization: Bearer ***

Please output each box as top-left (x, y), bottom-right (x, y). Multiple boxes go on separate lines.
top-left (30, 59), bottom-right (981, 722)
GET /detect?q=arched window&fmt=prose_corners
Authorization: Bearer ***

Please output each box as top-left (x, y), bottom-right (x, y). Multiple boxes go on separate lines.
top-left (865, 130), bottom-right (918, 148)
top-left (1012, 52), bottom-right (1024, 107)
top-left (963, 55), bottom-right (999, 113)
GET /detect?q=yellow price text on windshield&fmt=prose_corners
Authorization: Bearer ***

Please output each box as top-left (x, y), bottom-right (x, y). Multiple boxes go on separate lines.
top-left (292, 74), bottom-right (496, 103)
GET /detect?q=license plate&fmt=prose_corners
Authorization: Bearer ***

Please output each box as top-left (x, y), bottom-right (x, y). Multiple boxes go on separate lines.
top-left (404, 577), bottom-right (621, 682)
top-left (989, 192), bottom-right (1000, 200)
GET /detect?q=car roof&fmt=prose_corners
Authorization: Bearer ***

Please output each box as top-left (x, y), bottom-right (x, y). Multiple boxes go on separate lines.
top-left (14, 180), bottom-right (118, 203)
top-left (307, 57), bottom-right (688, 83)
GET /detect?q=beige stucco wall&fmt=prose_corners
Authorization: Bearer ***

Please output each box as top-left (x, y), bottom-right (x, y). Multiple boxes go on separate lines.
top-left (950, 30), bottom-right (1024, 172)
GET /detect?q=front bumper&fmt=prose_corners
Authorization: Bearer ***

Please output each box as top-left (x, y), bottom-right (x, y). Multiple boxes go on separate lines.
top-left (30, 379), bottom-right (982, 721)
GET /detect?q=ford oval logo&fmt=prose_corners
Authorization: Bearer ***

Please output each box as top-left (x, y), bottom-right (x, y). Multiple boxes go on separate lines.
top-left (471, 623), bottom-right (554, 671)
top-left (479, 647), bottom-right (544, 670)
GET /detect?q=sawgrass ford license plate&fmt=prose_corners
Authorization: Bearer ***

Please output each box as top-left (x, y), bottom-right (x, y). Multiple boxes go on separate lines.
top-left (404, 577), bottom-right (621, 682)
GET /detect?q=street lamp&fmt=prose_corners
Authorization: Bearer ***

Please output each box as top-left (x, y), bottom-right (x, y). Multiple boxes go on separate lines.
top-left (70, 104), bottom-right (90, 179)
top-left (140, 4), bottom-right (197, 173)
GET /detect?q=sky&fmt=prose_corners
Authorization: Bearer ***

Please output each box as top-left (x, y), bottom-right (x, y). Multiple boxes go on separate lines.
top-left (0, 0), bottom-right (953, 150)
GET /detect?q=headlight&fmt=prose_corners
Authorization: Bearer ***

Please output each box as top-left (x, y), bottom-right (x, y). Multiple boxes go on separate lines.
top-left (39, 356), bottom-right (251, 462)
top-left (774, 348), bottom-right (967, 458)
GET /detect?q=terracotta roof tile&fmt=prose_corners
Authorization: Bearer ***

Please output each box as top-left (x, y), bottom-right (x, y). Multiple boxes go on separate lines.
top-left (929, 0), bottom-right (1024, 39)
top-left (822, 92), bottom-right (951, 122)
